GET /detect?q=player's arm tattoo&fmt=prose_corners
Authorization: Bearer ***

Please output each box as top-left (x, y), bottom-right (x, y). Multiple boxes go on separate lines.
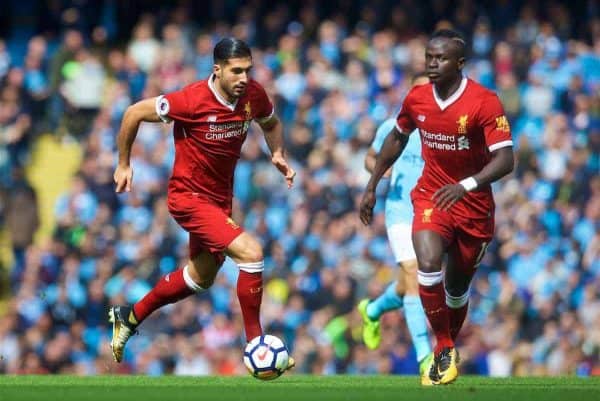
top-left (366, 127), bottom-right (409, 192)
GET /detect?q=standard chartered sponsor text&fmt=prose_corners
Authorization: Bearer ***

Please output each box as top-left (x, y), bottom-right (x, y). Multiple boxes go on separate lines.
top-left (419, 128), bottom-right (469, 151)
top-left (422, 139), bottom-right (458, 150)
top-left (206, 122), bottom-right (246, 140)
top-left (421, 130), bottom-right (456, 142)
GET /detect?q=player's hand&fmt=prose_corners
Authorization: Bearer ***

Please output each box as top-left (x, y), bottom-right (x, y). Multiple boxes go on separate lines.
top-left (114, 164), bottom-right (133, 193)
top-left (432, 184), bottom-right (466, 211)
top-left (271, 154), bottom-right (296, 188)
top-left (359, 189), bottom-right (376, 225)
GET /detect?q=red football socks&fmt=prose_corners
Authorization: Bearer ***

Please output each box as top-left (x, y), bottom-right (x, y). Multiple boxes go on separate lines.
top-left (237, 270), bottom-right (263, 341)
top-left (419, 282), bottom-right (454, 354)
top-left (133, 268), bottom-right (195, 323)
top-left (449, 302), bottom-right (469, 341)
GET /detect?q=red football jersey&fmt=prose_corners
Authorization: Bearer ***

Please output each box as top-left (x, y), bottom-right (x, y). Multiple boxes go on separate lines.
top-left (156, 75), bottom-right (274, 205)
top-left (395, 77), bottom-right (513, 218)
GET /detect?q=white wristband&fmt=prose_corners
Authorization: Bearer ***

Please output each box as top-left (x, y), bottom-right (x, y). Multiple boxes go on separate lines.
top-left (459, 177), bottom-right (478, 191)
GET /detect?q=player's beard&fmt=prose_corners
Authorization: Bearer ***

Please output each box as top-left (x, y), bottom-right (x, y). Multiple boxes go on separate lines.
top-left (218, 79), bottom-right (245, 101)
top-left (231, 82), bottom-right (247, 98)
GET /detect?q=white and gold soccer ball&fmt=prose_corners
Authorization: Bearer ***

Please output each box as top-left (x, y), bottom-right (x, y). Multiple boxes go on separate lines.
top-left (243, 334), bottom-right (289, 380)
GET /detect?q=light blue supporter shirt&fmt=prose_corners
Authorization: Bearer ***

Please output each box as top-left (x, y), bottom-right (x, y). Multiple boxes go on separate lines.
top-left (371, 118), bottom-right (424, 227)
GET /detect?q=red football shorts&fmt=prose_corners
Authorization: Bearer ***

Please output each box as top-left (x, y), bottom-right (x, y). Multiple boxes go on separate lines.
top-left (167, 192), bottom-right (243, 265)
top-left (411, 193), bottom-right (493, 273)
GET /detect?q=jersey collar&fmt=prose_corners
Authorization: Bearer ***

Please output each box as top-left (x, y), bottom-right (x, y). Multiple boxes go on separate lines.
top-left (208, 74), bottom-right (238, 111)
top-left (432, 76), bottom-right (468, 111)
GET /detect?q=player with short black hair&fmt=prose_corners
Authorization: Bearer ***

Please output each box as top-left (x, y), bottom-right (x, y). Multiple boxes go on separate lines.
top-left (109, 37), bottom-right (296, 371)
top-left (360, 29), bottom-right (514, 385)
top-left (213, 37), bottom-right (252, 64)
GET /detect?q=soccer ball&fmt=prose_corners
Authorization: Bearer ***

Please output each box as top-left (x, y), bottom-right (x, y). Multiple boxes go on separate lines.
top-left (243, 334), bottom-right (289, 380)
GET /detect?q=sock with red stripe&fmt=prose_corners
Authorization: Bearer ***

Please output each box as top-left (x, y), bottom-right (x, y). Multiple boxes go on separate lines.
top-left (237, 262), bottom-right (264, 341)
top-left (132, 265), bottom-right (203, 324)
top-left (446, 289), bottom-right (469, 342)
top-left (418, 270), bottom-right (454, 354)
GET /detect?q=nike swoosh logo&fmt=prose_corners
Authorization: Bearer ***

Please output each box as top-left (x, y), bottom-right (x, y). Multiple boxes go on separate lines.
top-left (257, 340), bottom-right (273, 361)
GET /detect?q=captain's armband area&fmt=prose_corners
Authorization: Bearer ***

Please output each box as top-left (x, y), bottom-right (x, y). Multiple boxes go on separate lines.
top-left (155, 95), bottom-right (172, 123)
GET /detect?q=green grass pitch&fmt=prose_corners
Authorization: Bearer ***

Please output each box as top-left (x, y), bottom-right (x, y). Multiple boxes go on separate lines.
top-left (1, 375), bottom-right (598, 401)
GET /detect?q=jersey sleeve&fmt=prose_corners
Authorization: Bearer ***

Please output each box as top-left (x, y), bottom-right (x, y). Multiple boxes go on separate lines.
top-left (155, 89), bottom-right (190, 123)
top-left (252, 82), bottom-right (275, 124)
top-left (371, 119), bottom-right (396, 153)
top-left (479, 93), bottom-right (513, 152)
top-left (395, 90), bottom-right (417, 134)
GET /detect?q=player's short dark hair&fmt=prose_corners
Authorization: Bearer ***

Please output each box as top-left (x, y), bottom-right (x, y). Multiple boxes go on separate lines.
top-left (213, 38), bottom-right (252, 64)
top-left (430, 29), bottom-right (466, 58)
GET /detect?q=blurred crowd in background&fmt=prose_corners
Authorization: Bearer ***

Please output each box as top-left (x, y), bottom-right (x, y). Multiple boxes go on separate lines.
top-left (0, 0), bottom-right (599, 377)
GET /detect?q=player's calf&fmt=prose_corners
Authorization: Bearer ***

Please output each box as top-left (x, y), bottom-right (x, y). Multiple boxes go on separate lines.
top-left (228, 233), bottom-right (266, 341)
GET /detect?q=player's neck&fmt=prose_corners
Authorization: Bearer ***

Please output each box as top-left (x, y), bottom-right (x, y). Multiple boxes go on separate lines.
top-left (213, 76), bottom-right (237, 104)
top-left (433, 76), bottom-right (463, 101)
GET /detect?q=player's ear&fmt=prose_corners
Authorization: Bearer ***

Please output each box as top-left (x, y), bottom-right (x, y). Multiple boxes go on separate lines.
top-left (213, 63), bottom-right (221, 78)
top-left (457, 57), bottom-right (465, 71)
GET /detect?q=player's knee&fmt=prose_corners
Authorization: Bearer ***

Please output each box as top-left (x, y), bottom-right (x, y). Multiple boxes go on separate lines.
top-left (416, 257), bottom-right (443, 287)
top-left (445, 286), bottom-right (469, 309)
top-left (417, 269), bottom-right (443, 287)
top-left (404, 278), bottom-right (419, 295)
top-left (445, 284), bottom-right (469, 298)
top-left (241, 244), bottom-right (264, 264)
top-left (417, 257), bottom-right (442, 273)
top-left (236, 239), bottom-right (264, 272)
top-left (194, 268), bottom-right (219, 288)
top-left (184, 265), bottom-right (216, 291)
top-left (394, 281), bottom-right (404, 295)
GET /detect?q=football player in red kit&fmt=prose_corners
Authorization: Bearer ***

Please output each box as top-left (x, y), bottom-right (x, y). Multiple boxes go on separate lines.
top-left (360, 29), bottom-right (514, 385)
top-left (109, 38), bottom-right (296, 369)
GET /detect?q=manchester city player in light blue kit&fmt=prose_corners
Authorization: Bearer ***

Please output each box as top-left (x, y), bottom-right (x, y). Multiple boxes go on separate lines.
top-left (358, 73), bottom-right (434, 385)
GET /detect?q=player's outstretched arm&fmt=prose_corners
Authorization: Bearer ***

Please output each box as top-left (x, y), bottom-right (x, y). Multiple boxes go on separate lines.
top-left (114, 97), bottom-right (163, 193)
top-left (364, 148), bottom-right (392, 177)
top-left (259, 115), bottom-right (296, 188)
top-left (360, 127), bottom-right (409, 225)
top-left (433, 147), bottom-right (514, 210)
